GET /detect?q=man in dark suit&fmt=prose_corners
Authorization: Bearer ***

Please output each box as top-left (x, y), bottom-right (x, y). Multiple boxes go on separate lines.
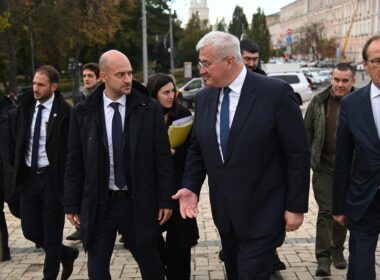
top-left (64, 50), bottom-right (176, 280)
top-left (333, 35), bottom-right (380, 280)
top-left (173, 31), bottom-right (310, 279)
top-left (11, 65), bottom-right (78, 279)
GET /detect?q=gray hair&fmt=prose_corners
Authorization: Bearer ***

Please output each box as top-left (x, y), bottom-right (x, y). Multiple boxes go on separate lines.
top-left (196, 31), bottom-right (242, 64)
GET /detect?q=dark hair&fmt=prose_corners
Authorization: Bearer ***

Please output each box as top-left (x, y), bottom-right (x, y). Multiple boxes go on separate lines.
top-left (83, 62), bottom-right (100, 79)
top-left (147, 73), bottom-right (182, 117)
top-left (335, 62), bottom-right (356, 77)
top-left (35, 65), bottom-right (59, 83)
top-left (240, 39), bottom-right (260, 54)
top-left (147, 73), bottom-right (176, 99)
top-left (362, 35), bottom-right (380, 61)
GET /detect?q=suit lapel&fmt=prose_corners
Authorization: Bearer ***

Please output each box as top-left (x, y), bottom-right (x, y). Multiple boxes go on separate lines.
top-left (224, 73), bottom-right (257, 162)
top-left (46, 94), bottom-right (59, 143)
top-left (126, 90), bottom-right (146, 169)
top-left (361, 84), bottom-right (380, 143)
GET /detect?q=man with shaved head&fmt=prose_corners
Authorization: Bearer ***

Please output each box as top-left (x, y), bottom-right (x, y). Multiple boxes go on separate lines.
top-left (64, 50), bottom-right (176, 279)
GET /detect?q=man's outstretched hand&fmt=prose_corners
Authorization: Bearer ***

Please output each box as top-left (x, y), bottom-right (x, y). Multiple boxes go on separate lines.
top-left (172, 188), bottom-right (199, 219)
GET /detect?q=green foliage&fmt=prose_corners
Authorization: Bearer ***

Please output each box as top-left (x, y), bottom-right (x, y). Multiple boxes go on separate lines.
top-left (248, 7), bottom-right (271, 62)
top-left (0, 11), bottom-right (10, 32)
top-left (216, 17), bottom-right (227, 32)
top-left (177, 12), bottom-right (211, 68)
top-left (228, 6), bottom-right (248, 40)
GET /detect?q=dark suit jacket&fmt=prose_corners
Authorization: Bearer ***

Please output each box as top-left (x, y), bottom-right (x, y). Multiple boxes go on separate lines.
top-left (63, 82), bottom-right (176, 250)
top-left (182, 70), bottom-right (310, 239)
top-left (333, 83), bottom-right (380, 222)
top-left (11, 91), bottom-right (70, 201)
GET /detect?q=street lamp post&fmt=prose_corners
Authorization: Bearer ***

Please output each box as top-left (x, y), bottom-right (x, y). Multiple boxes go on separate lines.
top-left (169, 1), bottom-right (176, 76)
top-left (142, 0), bottom-right (148, 85)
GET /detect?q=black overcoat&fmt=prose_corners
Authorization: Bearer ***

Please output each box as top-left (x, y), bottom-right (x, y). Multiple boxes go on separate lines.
top-left (63, 82), bottom-right (176, 250)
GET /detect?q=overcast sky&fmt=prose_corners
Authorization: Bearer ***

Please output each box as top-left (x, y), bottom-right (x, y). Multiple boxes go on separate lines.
top-left (171, 0), bottom-right (294, 25)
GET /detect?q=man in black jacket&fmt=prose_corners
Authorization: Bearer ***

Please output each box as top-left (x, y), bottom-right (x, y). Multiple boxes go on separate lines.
top-left (0, 95), bottom-right (15, 262)
top-left (64, 50), bottom-right (176, 279)
top-left (11, 65), bottom-right (78, 280)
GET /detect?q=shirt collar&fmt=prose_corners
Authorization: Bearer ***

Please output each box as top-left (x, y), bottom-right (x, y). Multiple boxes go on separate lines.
top-left (36, 92), bottom-right (55, 110)
top-left (103, 91), bottom-right (127, 108)
top-left (227, 66), bottom-right (247, 95)
top-left (371, 82), bottom-right (380, 99)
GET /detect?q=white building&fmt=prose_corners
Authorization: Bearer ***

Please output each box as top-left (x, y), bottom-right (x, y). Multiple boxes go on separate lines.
top-left (189, 0), bottom-right (209, 22)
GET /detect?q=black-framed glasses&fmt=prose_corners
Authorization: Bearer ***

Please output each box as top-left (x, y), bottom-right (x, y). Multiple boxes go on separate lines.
top-left (198, 56), bottom-right (231, 70)
top-left (367, 58), bottom-right (380, 68)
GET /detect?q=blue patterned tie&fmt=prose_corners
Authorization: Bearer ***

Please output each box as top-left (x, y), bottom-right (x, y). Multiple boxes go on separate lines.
top-left (110, 102), bottom-right (126, 189)
top-left (220, 87), bottom-right (231, 159)
top-left (31, 104), bottom-right (45, 170)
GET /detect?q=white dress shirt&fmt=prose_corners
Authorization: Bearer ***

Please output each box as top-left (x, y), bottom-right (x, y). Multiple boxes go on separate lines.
top-left (216, 66), bottom-right (247, 161)
top-left (103, 92), bottom-right (127, 190)
top-left (25, 93), bottom-right (55, 168)
top-left (370, 82), bottom-right (380, 140)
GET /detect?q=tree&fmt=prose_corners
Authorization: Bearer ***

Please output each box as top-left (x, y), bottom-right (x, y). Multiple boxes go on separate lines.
top-left (109, 0), bottom-right (183, 77)
top-left (228, 6), bottom-right (248, 40)
top-left (215, 17), bottom-right (227, 32)
top-left (248, 7), bottom-right (271, 63)
top-left (177, 12), bottom-right (211, 70)
top-left (293, 22), bottom-right (325, 60)
top-left (0, 1), bottom-right (32, 94)
top-left (320, 37), bottom-right (337, 59)
top-left (154, 37), bottom-right (170, 73)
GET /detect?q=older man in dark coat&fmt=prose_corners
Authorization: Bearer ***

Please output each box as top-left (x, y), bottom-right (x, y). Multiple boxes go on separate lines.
top-left (64, 50), bottom-right (176, 280)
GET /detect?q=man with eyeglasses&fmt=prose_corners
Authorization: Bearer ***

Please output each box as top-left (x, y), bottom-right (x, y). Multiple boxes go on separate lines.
top-left (217, 38), bottom-right (288, 273)
top-left (333, 35), bottom-right (380, 280)
top-left (305, 63), bottom-right (356, 276)
top-left (240, 40), bottom-right (266, 76)
top-left (173, 31), bottom-right (310, 279)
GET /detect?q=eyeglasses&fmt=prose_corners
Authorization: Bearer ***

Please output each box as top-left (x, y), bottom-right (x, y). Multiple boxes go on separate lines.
top-left (367, 58), bottom-right (380, 68)
top-left (198, 56), bottom-right (231, 70)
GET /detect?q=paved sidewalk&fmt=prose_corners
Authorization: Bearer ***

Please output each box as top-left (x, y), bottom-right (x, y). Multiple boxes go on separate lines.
top-left (1, 179), bottom-right (379, 279)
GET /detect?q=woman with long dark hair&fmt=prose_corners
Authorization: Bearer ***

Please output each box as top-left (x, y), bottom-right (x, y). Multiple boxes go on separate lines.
top-left (147, 73), bottom-right (199, 280)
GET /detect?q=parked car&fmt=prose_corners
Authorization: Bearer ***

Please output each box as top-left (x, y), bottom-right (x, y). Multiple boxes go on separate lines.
top-left (267, 72), bottom-right (313, 105)
top-left (301, 69), bottom-right (322, 89)
top-left (356, 63), bottom-right (364, 71)
top-left (178, 78), bottom-right (203, 108)
top-left (317, 70), bottom-right (332, 84)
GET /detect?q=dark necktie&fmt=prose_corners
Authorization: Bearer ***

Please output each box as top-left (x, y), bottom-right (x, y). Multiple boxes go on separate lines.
top-left (110, 102), bottom-right (126, 189)
top-left (220, 87), bottom-right (231, 159)
top-left (31, 104), bottom-right (45, 170)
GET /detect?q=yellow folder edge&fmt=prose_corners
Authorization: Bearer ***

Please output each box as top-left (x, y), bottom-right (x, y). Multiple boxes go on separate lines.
top-left (168, 122), bottom-right (193, 148)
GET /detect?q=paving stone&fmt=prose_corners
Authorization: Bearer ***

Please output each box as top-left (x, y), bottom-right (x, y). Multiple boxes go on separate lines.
top-left (2, 178), bottom-right (380, 279)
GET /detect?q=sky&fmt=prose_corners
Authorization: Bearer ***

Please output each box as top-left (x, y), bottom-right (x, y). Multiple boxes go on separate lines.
top-left (171, 0), bottom-right (295, 26)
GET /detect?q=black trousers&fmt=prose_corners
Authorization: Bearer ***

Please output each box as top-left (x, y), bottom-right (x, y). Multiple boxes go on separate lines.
top-left (220, 227), bottom-right (285, 280)
top-left (0, 188), bottom-right (9, 260)
top-left (347, 191), bottom-right (380, 280)
top-left (87, 194), bottom-right (165, 280)
top-left (21, 169), bottom-right (73, 280)
top-left (158, 231), bottom-right (191, 280)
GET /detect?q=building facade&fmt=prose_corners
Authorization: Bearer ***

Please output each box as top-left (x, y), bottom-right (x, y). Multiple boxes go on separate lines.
top-left (189, 0), bottom-right (209, 23)
top-left (267, 0), bottom-right (380, 62)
